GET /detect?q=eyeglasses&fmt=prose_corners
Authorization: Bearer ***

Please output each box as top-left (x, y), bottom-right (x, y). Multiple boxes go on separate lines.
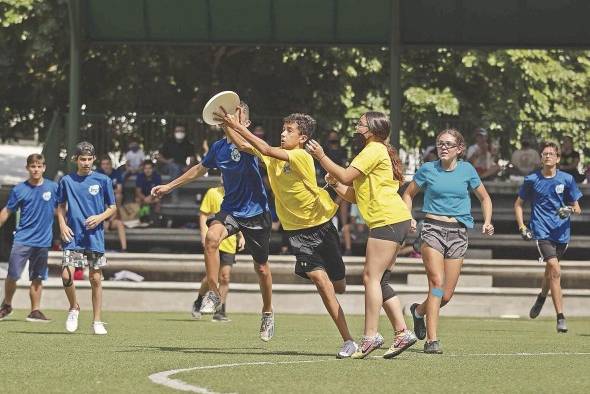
top-left (436, 141), bottom-right (458, 149)
top-left (541, 152), bottom-right (557, 157)
top-left (356, 120), bottom-right (368, 128)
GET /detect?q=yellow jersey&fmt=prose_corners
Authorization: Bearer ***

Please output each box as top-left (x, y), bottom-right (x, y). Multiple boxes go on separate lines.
top-left (254, 147), bottom-right (338, 230)
top-left (350, 141), bottom-right (412, 229)
top-left (200, 186), bottom-right (237, 254)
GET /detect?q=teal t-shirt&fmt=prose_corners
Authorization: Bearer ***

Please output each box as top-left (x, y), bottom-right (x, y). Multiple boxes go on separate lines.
top-left (413, 160), bottom-right (481, 228)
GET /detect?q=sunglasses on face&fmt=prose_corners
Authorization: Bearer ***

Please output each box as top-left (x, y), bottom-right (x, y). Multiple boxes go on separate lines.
top-left (436, 141), bottom-right (458, 149)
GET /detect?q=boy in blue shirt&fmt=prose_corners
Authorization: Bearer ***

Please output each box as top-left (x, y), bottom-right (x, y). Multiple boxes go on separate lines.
top-left (152, 101), bottom-right (275, 341)
top-left (515, 141), bottom-right (582, 333)
top-left (98, 155), bottom-right (127, 252)
top-left (0, 154), bottom-right (57, 322)
top-left (57, 142), bottom-right (117, 335)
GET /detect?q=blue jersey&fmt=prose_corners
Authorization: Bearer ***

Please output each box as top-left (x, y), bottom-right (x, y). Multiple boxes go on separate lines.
top-left (413, 160), bottom-right (481, 228)
top-left (136, 172), bottom-right (162, 196)
top-left (201, 138), bottom-right (269, 218)
top-left (57, 171), bottom-right (116, 253)
top-left (97, 168), bottom-right (123, 190)
top-left (518, 170), bottom-right (582, 243)
top-left (6, 179), bottom-right (58, 248)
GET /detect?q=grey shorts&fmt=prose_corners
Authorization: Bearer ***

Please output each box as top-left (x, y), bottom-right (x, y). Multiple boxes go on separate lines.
top-left (536, 240), bottom-right (568, 262)
top-left (62, 250), bottom-right (107, 270)
top-left (219, 251), bottom-right (236, 266)
top-left (7, 243), bottom-right (49, 281)
top-left (420, 218), bottom-right (468, 259)
top-left (368, 220), bottom-right (411, 244)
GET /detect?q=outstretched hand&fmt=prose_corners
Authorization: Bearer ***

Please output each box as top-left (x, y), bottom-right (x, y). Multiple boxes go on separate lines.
top-left (213, 106), bottom-right (241, 130)
top-left (305, 139), bottom-right (325, 160)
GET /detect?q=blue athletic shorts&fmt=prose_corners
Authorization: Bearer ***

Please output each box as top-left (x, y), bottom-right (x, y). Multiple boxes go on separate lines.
top-left (7, 242), bottom-right (49, 281)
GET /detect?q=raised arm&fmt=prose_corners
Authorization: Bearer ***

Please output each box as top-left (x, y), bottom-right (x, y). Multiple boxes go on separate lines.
top-left (306, 140), bottom-right (361, 186)
top-left (151, 163), bottom-right (208, 198)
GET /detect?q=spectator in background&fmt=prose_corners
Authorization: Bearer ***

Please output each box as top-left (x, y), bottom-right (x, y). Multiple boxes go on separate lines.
top-left (135, 160), bottom-right (162, 222)
top-left (467, 128), bottom-right (500, 180)
top-left (157, 125), bottom-right (196, 177)
top-left (422, 145), bottom-right (438, 163)
top-left (321, 131), bottom-right (353, 255)
top-left (511, 135), bottom-right (541, 176)
top-left (97, 156), bottom-right (127, 252)
top-left (253, 125), bottom-right (267, 141)
top-left (123, 139), bottom-right (145, 178)
top-left (560, 136), bottom-right (585, 183)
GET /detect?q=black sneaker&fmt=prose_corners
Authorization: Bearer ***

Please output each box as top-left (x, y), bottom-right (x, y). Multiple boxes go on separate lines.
top-left (424, 340), bottom-right (443, 354)
top-left (410, 303), bottom-right (426, 340)
top-left (0, 303), bottom-right (13, 321)
top-left (212, 310), bottom-right (231, 322)
top-left (26, 310), bottom-right (51, 323)
top-left (192, 297), bottom-right (203, 319)
top-left (529, 294), bottom-right (546, 319)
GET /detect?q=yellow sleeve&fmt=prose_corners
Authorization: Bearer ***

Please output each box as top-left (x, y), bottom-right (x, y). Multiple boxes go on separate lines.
top-left (350, 143), bottom-right (380, 175)
top-left (286, 149), bottom-right (312, 177)
top-left (250, 147), bottom-right (271, 167)
top-left (199, 189), bottom-right (214, 214)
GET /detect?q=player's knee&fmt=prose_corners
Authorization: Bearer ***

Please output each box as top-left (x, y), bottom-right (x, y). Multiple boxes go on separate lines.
top-left (254, 262), bottom-right (269, 276)
top-left (428, 275), bottom-right (444, 289)
top-left (89, 272), bottom-right (101, 287)
top-left (61, 267), bottom-right (73, 288)
top-left (219, 272), bottom-right (230, 285)
top-left (205, 233), bottom-right (222, 250)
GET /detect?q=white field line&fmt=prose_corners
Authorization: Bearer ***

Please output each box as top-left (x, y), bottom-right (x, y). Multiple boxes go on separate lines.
top-left (149, 352), bottom-right (590, 393)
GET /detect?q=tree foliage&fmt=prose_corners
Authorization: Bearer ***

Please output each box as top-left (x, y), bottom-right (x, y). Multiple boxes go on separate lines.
top-left (1, 1), bottom-right (589, 160)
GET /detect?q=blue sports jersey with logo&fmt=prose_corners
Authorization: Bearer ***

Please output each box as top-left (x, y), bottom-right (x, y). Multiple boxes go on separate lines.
top-left (413, 160), bottom-right (481, 228)
top-left (57, 171), bottom-right (116, 253)
top-left (201, 138), bottom-right (269, 218)
top-left (518, 170), bottom-right (582, 243)
top-left (6, 179), bottom-right (58, 247)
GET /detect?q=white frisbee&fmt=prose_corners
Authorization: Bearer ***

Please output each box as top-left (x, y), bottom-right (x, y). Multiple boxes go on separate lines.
top-left (202, 91), bottom-right (240, 126)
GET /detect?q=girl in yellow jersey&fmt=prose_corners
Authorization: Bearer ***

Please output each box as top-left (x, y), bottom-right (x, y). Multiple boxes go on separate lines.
top-left (217, 110), bottom-right (359, 358)
top-left (307, 111), bottom-right (417, 359)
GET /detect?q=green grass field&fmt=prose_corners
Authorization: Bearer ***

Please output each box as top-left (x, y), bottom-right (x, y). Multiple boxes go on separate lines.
top-left (1, 310), bottom-right (589, 393)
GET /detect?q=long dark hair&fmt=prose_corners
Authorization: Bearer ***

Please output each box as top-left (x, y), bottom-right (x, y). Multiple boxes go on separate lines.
top-left (363, 111), bottom-right (404, 182)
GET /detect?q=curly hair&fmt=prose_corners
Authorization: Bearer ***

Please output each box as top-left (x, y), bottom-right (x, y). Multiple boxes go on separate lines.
top-left (283, 113), bottom-right (316, 139)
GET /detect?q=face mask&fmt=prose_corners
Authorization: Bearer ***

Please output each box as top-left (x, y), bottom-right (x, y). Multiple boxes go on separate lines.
top-left (353, 132), bottom-right (367, 147)
top-left (129, 143), bottom-right (139, 152)
top-left (174, 132), bottom-right (185, 140)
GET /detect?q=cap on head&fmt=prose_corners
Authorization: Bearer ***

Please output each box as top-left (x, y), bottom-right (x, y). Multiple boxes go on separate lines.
top-left (475, 128), bottom-right (488, 136)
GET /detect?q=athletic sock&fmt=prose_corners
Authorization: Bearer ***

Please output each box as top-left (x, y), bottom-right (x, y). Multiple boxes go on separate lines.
top-left (414, 308), bottom-right (424, 319)
top-left (557, 313), bottom-right (565, 320)
top-left (221, 303), bottom-right (226, 313)
top-left (196, 294), bottom-right (204, 303)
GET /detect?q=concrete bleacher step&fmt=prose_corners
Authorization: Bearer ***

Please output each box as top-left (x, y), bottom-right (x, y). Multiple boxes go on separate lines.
top-left (45, 253), bottom-right (590, 289)
top-left (5, 277), bottom-right (590, 317)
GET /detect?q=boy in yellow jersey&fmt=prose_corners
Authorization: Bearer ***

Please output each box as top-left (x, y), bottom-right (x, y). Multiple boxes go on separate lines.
top-left (192, 179), bottom-right (244, 322)
top-left (216, 110), bottom-right (358, 358)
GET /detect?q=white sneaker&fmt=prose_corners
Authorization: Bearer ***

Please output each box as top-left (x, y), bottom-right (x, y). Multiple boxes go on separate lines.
top-left (199, 291), bottom-right (221, 314)
top-left (92, 321), bottom-right (108, 335)
top-left (337, 340), bottom-right (358, 358)
top-left (260, 311), bottom-right (275, 342)
top-left (65, 306), bottom-right (79, 333)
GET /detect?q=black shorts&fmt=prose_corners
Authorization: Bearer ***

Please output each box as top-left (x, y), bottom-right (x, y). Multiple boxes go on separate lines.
top-left (369, 220), bottom-right (411, 244)
top-left (219, 251), bottom-right (236, 266)
top-left (536, 239), bottom-right (568, 262)
top-left (287, 220), bottom-right (345, 282)
top-left (207, 211), bottom-right (272, 264)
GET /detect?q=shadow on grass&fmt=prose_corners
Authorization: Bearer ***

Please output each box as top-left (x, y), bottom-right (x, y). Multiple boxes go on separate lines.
top-left (9, 331), bottom-right (83, 335)
top-left (118, 345), bottom-right (335, 357)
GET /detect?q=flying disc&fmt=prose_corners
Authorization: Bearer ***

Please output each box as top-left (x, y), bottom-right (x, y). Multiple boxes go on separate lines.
top-left (202, 91), bottom-right (240, 126)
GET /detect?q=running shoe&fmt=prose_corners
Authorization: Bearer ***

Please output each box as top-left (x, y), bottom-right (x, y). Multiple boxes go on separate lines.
top-left (92, 321), bottom-right (108, 335)
top-left (383, 329), bottom-right (418, 359)
top-left (65, 305), bottom-right (80, 333)
top-left (351, 333), bottom-right (384, 359)
top-left (337, 340), bottom-right (358, 359)
top-left (260, 311), bottom-right (275, 342)
top-left (423, 340), bottom-right (443, 354)
top-left (212, 310), bottom-right (231, 322)
top-left (410, 303), bottom-right (426, 340)
top-left (192, 297), bottom-right (203, 319)
top-left (0, 303), bottom-right (13, 321)
top-left (199, 291), bottom-right (221, 314)
top-left (556, 318), bottom-right (568, 333)
top-left (26, 310), bottom-right (51, 323)
top-left (529, 294), bottom-right (546, 319)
